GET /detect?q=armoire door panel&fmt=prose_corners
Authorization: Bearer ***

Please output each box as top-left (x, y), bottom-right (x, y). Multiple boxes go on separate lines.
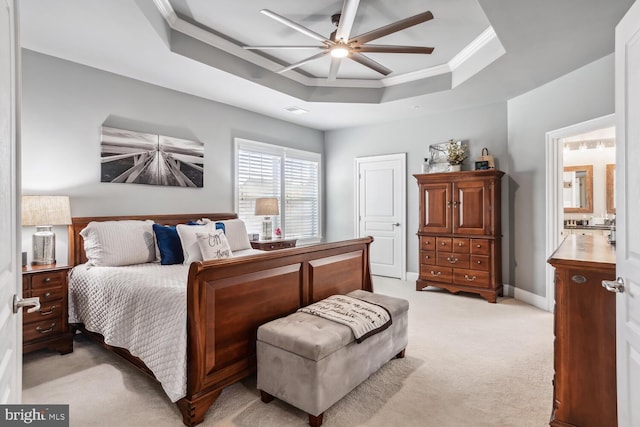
top-left (422, 183), bottom-right (450, 233)
top-left (454, 181), bottom-right (489, 235)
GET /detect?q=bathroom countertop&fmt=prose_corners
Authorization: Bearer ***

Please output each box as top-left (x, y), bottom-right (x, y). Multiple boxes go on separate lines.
top-left (564, 224), bottom-right (613, 231)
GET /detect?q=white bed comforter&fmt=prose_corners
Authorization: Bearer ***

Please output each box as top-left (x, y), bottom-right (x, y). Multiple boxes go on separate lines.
top-left (68, 263), bottom-right (189, 401)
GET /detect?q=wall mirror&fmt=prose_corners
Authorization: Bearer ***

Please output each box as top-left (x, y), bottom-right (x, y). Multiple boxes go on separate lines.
top-left (563, 165), bottom-right (593, 213)
top-left (606, 164), bottom-right (615, 214)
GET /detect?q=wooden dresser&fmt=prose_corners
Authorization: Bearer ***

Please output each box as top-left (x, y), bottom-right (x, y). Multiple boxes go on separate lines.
top-left (547, 234), bottom-right (616, 427)
top-left (414, 170), bottom-right (504, 303)
top-left (22, 264), bottom-right (74, 355)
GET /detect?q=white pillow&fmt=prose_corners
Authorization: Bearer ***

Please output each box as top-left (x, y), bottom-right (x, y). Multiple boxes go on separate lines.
top-left (176, 222), bottom-right (217, 264)
top-left (217, 219), bottom-right (252, 252)
top-left (80, 220), bottom-right (156, 266)
top-left (196, 230), bottom-right (232, 260)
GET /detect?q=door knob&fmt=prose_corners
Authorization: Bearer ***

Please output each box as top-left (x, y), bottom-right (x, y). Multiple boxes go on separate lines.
top-left (602, 277), bottom-right (625, 293)
top-left (13, 295), bottom-right (41, 314)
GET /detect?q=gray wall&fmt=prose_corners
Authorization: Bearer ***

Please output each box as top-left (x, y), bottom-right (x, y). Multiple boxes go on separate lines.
top-left (507, 54), bottom-right (614, 297)
top-left (324, 103), bottom-right (508, 275)
top-left (21, 50), bottom-right (323, 263)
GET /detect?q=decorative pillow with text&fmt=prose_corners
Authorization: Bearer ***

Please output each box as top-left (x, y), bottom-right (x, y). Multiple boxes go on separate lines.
top-left (196, 229), bottom-right (232, 260)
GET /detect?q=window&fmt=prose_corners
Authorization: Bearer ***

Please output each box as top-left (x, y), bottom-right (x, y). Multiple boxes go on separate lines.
top-left (234, 138), bottom-right (322, 244)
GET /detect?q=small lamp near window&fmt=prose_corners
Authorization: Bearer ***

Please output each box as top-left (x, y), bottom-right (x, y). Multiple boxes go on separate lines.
top-left (254, 197), bottom-right (279, 240)
top-left (21, 195), bottom-right (72, 265)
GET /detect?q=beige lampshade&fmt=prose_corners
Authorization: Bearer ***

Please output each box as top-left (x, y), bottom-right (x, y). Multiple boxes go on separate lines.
top-left (22, 195), bottom-right (72, 226)
top-left (254, 197), bottom-right (279, 216)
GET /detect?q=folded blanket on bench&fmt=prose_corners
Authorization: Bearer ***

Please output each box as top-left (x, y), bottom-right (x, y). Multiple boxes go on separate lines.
top-left (298, 294), bottom-right (392, 343)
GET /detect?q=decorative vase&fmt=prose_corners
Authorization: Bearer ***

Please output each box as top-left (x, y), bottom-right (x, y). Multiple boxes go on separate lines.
top-left (448, 164), bottom-right (461, 172)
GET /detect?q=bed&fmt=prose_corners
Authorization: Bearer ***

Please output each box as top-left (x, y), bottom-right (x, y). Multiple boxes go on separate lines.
top-left (67, 213), bottom-right (374, 426)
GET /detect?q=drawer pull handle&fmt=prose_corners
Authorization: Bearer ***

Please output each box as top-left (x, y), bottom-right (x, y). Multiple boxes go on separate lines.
top-left (430, 271), bottom-right (442, 276)
top-left (43, 277), bottom-right (51, 283)
top-left (458, 242), bottom-right (463, 247)
top-left (571, 275), bottom-right (587, 284)
top-left (476, 244), bottom-right (481, 248)
top-left (425, 255), bottom-right (430, 259)
top-left (447, 257), bottom-right (459, 264)
top-left (36, 323), bottom-right (56, 334)
top-left (464, 275), bottom-right (477, 281)
top-left (44, 292), bottom-right (51, 298)
top-left (40, 305), bottom-right (56, 315)
top-left (441, 242), bottom-right (446, 246)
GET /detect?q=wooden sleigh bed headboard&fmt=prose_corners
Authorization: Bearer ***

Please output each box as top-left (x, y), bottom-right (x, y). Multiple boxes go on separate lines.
top-left (68, 212), bottom-right (237, 266)
top-left (66, 212), bottom-right (374, 426)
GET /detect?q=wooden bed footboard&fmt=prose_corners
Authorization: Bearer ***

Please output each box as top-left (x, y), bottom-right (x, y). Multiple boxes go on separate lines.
top-left (179, 237), bottom-right (373, 426)
top-left (68, 213), bottom-right (373, 427)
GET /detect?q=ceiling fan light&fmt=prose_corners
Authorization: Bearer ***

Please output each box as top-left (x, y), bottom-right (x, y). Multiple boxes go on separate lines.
top-left (330, 46), bottom-right (349, 58)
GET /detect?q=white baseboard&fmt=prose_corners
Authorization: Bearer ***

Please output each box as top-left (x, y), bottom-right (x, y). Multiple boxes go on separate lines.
top-left (403, 275), bottom-right (550, 312)
top-left (508, 284), bottom-right (550, 311)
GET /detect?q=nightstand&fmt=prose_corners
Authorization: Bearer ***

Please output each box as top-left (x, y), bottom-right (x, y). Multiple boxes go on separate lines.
top-left (250, 238), bottom-right (297, 251)
top-left (22, 264), bottom-right (74, 355)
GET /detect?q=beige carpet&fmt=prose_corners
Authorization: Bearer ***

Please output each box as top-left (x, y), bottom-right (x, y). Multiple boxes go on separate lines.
top-left (23, 277), bottom-right (553, 427)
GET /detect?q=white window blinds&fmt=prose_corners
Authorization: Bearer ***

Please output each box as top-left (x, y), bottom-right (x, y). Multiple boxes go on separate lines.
top-left (235, 138), bottom-right (321, 243)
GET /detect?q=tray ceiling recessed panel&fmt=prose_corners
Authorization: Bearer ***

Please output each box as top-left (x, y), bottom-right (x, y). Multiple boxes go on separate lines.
top-left (162, 0), bottom-right (502, 100)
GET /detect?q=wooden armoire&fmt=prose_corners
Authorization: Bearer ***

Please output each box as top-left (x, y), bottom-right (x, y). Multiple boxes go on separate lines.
top-left (414, 170), bottom-right (504, 303)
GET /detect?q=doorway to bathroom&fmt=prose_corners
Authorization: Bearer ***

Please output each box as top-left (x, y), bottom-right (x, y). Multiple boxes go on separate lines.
top-left (545, 114), bottom-right (616, 311)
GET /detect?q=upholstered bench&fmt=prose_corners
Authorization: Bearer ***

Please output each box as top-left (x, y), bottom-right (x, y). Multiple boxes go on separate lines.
top-left (256, 290), bottom-right (409, 427)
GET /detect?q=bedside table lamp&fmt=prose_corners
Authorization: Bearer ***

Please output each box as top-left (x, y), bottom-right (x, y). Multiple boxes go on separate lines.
top-left (255, 197), bottom-right (279, 240)
top-left (21, 195), bottom-right (72, 265)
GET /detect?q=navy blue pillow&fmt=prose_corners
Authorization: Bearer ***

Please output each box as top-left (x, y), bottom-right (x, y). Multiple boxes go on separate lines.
top-left (152, 224), bottom-right (184, 265)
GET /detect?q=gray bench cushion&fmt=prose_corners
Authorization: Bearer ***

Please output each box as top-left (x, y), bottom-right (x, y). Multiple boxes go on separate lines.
top-left (257, 290), bottom-right (409, 361)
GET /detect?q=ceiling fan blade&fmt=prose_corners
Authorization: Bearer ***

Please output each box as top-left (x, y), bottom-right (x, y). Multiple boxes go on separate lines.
top-left (349, 53), bottom-right (392, 76)
top-left (244, 45), bottom-right (325, 50)
top-left (334, 0), bottom-right (360, 42)
top-left (277, 51), bottom-right (329, 73)
top-left (354, 44), bottom-right (434, 54)
top-left (261, 9), bottom-right (333, 44)
top-left (328, 57), bottom-right (342, 80)
top-left (349, 11), bottom-right (434, 46)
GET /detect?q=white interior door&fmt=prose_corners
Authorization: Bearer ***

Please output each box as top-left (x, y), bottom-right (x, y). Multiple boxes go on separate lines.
top-left (0, 0), bottom-right (21, 405)
top-left (614, 2), bottom-right (640, 425)
top-left (355, 154), bottom-right (405, 279)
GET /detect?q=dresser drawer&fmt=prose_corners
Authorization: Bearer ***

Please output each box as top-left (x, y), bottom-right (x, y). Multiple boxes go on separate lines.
top-left (453, 269), bottom-right (490, 288)
top-left (437, 237), bottom-right (452, 251)
top-left (452, 238), bottom-right (470, 253)
top-left (437, 252), bottom-right (470, 269)
top-left (31, 287), bottom-right (64, 303)
top-left (470, 255), bottom-right (490, 271)
top-left (421, 266), bottom-right (453, 283)
top-left (23, 301), bottom-right (62, 324)
top-left (31, 270), bottom-right (66, 290)
top-left (421, 250), bottom-right (436, 265)
top-left (23, 316), bottom-right (64, 343)
top-left (470, 239), bottom-right (490, 255)
top-left (420, 236), bottom-right (436, 250)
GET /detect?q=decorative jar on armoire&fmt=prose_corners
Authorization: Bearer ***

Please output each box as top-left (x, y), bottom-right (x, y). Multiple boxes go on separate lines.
top-left (414, 169), bottom-right (504, 303)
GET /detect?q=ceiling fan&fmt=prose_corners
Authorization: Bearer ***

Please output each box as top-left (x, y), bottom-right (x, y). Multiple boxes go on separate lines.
top-left (243, 0), bottom-right (434, 80)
